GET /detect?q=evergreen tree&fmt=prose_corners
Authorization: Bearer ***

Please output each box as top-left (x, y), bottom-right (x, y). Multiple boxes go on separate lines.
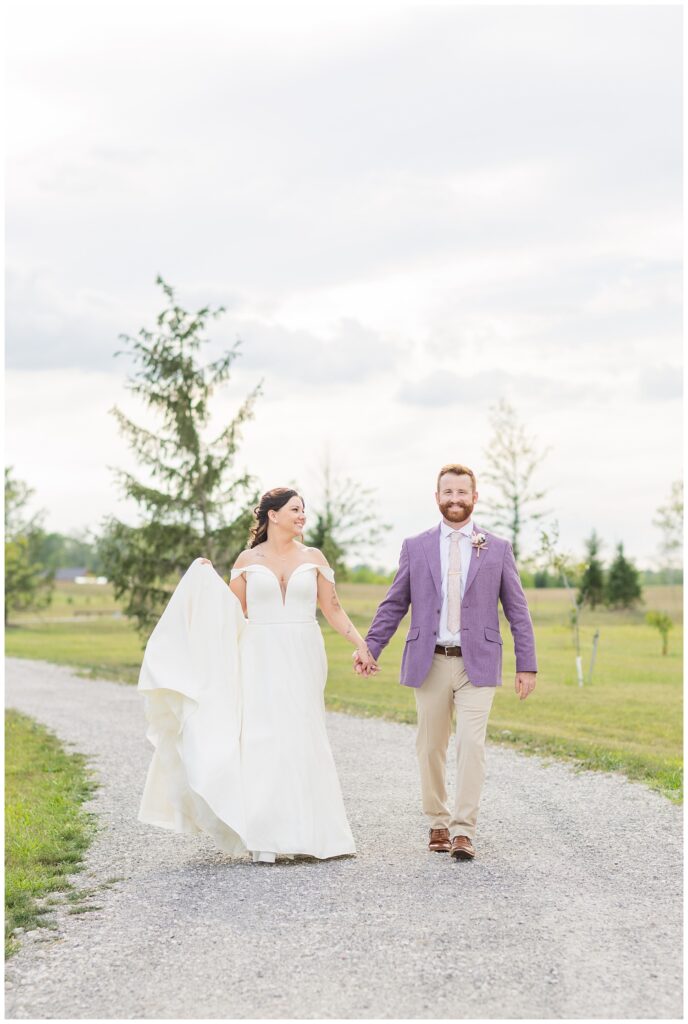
top-left (100, 277), bottom-right (262, 634)
top-left (605, 543), bottom-right (643, 609)
top-left (5, 468), bottom-right (54, 624)
top-left (577, 530), bottom-right (605, 609)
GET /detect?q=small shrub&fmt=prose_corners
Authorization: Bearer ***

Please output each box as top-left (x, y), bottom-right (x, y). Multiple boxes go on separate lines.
top-left (645, 610), bottom-right (673, 656)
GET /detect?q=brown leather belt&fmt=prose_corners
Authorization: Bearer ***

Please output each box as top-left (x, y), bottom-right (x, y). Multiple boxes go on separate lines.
top-left (434, 644), bottom-right (462, 657)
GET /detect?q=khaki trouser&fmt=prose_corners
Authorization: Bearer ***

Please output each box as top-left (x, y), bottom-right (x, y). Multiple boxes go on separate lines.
top-left (414, 653), bottom-right (496, 840)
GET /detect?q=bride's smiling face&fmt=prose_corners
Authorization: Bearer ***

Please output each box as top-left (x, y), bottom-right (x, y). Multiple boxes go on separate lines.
top-left (269, 496), bottom-right (306, 536)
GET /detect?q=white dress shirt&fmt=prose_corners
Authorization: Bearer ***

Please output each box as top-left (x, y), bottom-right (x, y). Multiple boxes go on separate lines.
top-left (437, 518), bottom-right (474, 646)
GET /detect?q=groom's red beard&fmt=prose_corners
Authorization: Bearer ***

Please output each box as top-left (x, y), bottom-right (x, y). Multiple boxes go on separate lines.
top-left (440, 499), bottom-right (475, 523)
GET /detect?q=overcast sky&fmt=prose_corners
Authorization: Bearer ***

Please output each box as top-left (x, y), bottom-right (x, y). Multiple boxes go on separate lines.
top-left (5, 2), bottom-right (682, 570)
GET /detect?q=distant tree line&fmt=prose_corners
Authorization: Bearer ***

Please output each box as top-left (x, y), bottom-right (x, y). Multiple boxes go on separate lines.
top-left (4, 469), bottom-right (106, 624)
top-left (4, 468), bottom-right (53, 624)
top-left (34, 533), bottom-right (104, 574)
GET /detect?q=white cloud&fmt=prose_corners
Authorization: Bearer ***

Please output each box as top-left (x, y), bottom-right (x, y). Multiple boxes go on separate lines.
top-left (4, 3), bottom-right (682, 570)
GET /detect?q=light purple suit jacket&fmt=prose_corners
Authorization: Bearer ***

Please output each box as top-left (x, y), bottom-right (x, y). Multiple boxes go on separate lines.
top-left (366, 523), bottom-right (537, 688)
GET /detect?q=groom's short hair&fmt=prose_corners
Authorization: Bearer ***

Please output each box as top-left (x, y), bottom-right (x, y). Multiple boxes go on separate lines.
top-left (436, 463), bottom-right (477, 493)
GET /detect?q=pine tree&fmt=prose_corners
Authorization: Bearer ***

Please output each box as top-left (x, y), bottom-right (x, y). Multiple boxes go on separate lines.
top-left (577, 530), bottom-right (605, 609)
top-left (605, 543), bottom-right (643, 609)
top-left (100, 277), bottom-right (262, 634)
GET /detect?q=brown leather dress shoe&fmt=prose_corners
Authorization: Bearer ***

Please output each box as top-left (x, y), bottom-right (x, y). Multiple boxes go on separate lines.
top-left (428, 827), bottom-right (452, 852)
top-left (450, 835), bottom-right (476, 860)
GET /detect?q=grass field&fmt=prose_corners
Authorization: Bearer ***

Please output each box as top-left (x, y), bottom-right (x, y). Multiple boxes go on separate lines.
top-left (4, 710), bottom-right (100, 956)
top-left (5, 580), bottom-right (683, 800)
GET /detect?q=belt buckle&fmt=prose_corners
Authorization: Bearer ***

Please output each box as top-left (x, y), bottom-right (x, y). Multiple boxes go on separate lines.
top-left (442, 644), bottom-right (451, 656)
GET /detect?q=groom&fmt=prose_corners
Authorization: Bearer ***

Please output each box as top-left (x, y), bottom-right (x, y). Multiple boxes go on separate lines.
top-left (355, 464), bottom-right (537, 860)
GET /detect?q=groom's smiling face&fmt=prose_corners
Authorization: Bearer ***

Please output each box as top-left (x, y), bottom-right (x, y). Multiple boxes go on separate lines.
top-left (436, 472), bottom-right (478, 526)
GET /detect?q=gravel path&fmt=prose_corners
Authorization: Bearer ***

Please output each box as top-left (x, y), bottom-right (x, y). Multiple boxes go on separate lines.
top-left (4, 657), bottom-right (683, 1019)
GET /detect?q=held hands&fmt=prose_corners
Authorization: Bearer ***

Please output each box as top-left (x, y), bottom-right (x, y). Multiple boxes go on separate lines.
top-left (515, 672), bottom-right (537, 700)
top-left (352, 646), bottom-right (380, 677)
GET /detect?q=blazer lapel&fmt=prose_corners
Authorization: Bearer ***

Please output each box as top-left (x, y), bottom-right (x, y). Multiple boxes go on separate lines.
top-left (463, 523), bottom-right (484, 596)
top-left (421, 525), bottom-right (442, 597)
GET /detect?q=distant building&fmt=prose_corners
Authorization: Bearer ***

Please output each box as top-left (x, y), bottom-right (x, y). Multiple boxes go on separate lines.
top-left (54, 568), bottom-right (108, 585)
top-left (54, 567), bottom-right (88, 582)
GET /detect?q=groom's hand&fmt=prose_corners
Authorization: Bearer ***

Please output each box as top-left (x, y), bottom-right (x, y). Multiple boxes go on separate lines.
top-left (353, 649), bottom-right (379, 677)
top-left (515, 672), bottom-right (536, 700)
top-left (353, 651), bottom-right (375, 675)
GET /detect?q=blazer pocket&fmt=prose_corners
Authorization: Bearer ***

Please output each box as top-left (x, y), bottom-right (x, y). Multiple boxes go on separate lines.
top-left (484, 627), bottom-right (502, 644)
top-left (405, 626), bottom-right (420, 642)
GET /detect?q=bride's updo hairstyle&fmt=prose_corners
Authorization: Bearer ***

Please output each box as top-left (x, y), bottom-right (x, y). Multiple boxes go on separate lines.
top-left (249, 487), bottom-right (304, 549)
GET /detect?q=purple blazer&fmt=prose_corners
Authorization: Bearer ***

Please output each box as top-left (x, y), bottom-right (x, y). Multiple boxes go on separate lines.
top-left (365, 523), bottom-right (537, 688)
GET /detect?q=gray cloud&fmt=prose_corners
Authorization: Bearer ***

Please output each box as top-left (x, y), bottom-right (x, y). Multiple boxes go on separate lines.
top-left (5, 268), bottom-right (136, 372)
top-left (639, 366), bottom-right (682, 401)
top-left (6, 6), bottom-right (680, 297)
top-left (397, 369), bottom-right (602, 407)
top-left (421, 253), bottom-right (681, 385)
top-left (217, 316), bottom-right (402, 386)
top-left (5, 268), bottom-right (402, 386)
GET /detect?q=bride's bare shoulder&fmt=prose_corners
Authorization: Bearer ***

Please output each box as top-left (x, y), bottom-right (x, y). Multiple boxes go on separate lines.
top-left (301, 546), bottom-right (329, 567)
top-left (233, 547), bottom-right (258, 568)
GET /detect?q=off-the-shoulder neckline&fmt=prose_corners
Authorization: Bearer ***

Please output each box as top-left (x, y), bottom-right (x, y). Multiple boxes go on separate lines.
top-left (231, 562), bottom-right (333, 582)
top-left (230, 562), bottom-right (333, 605)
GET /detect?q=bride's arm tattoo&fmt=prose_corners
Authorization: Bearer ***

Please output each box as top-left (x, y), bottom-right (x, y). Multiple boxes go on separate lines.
top-left (321, 585), bottom-right (367, 649)
top-left (332, 594), bottom-right (358, 641)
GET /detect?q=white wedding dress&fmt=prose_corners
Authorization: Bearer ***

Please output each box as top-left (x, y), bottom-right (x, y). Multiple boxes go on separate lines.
top-left (137, 557), bottom-right (356, 860)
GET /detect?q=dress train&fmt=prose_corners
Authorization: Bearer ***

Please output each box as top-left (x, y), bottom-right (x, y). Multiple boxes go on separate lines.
top-left (137, 559), bottom-right (247, 856)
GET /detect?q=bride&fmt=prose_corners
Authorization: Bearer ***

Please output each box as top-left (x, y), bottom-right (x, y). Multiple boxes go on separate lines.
top-left (137, 486), bottom-right (377, 864)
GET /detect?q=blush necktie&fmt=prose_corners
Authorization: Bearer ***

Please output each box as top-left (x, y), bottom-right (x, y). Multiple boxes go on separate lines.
top-left (447, 531), bottom-right (463, 634)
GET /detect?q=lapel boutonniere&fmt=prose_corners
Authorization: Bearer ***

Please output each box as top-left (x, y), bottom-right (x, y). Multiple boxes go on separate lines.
top-left (471, 532), bottom-right (488, 558)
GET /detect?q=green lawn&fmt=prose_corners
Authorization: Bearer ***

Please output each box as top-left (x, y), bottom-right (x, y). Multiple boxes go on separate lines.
top-left (5, 710), bottom-right (100, 956)
top-left (6, 582), bottom-right (683, 800)
top-left (5, 617), bottom-right (143, 685)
